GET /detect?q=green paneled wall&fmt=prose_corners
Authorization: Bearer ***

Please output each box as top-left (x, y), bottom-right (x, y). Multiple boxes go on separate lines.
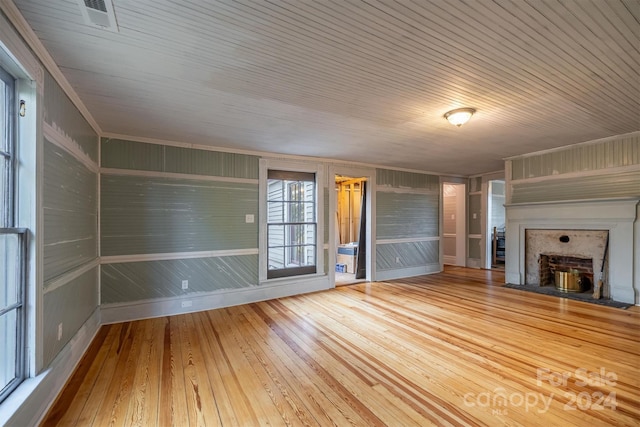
top-left (43, 140), bottom-right (97, 282)
top-left (101, 255), bottom-right (258, 304)
top-left (102, 138), bottom-right (260, 179)
top-left (468, 238), bottom-right (482, 259)
top-left (377, 168), bottom-right (440, 190)
top-left (511, 133), bottom-right (640, 180)
top-left (376, 241), bottom-right (439, 271)
top-left (468, 194), bottom-right (482, 236)
top-left (43, 71), bottom-right (98, 161)
top-left (43, 267), bottom-right (98, 366)
top-left (101, 175), bottom-right (258, 256)
top-left (511, 170), bottom-right (640, 204)
top-left (376, 192), bottom-right (439, 239)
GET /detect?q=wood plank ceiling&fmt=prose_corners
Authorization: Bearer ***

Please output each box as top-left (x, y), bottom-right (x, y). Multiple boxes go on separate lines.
top-left (11, 0), bottom-right (640, 175)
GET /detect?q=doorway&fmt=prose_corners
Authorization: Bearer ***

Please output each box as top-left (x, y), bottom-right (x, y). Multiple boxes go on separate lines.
top-left (442, 183), bottom-right (466, 266)
top-left (487, 180), bottom-right (506, 269)
top-left (334, 174), bottom-right (368, 286)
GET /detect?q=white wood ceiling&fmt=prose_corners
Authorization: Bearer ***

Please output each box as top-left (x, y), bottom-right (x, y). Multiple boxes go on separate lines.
top-left (12, 0), bottom-right (640, 175)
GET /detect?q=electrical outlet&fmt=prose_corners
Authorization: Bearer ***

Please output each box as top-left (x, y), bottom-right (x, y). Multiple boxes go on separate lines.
top-left (245, 214), bottom-right (254, 223)
top-left (57, 323), bottom-right (63, 341)
top-left (181, 300), bottom-right (192, 308)
top-left (181, 280), bottom-right (188, 290)
top-left (396, 257), bottom-right (401, 264)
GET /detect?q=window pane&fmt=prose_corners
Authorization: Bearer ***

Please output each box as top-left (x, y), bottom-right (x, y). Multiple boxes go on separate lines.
top-left (0, 232), bottom-right (19, 309)
top-left (0, 158), bottom-right (7, 227)
top-left (0, 310), bottom-right (17, 392)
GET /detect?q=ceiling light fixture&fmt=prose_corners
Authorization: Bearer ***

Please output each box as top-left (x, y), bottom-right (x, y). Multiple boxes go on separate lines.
top-left (444, 108), bottom-right (476, 127)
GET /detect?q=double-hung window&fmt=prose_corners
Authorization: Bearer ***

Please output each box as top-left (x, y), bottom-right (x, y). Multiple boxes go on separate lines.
top-left (266, 170), bottom-right (317, 278)
top-left (0, 65), bottom-right (27, 403)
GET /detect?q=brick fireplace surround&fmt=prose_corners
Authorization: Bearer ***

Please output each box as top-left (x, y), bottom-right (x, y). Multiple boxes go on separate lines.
top-left (505, 198), bottom-right (640, 305)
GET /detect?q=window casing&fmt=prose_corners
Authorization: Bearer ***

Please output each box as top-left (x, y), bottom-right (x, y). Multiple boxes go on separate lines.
top-left (0, 65), bottom-right (26, 404)
top-left (266, 170), bottom-right (317, 279)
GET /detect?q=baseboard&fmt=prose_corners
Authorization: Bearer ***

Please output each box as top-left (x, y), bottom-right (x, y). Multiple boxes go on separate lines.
top-left (1, 308), bottom-right (100, 427)
top-left (101, 275), bottom-right (332, 324)
top-left (375, 264), bottom-right (441, 282)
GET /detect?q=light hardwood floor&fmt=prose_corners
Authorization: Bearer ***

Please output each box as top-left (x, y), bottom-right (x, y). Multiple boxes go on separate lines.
top-left (42, 267), bottom-right (639, 426)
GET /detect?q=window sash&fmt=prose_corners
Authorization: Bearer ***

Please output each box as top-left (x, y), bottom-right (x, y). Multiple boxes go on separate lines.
top-left (0, 228), bottom-right (27, 403)
top-left (266, 170), bottom-right (317, 279)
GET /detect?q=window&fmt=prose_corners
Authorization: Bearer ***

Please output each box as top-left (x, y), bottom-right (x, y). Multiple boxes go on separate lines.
top-left (267, 170), bottom-right (317, 278)
top-left (0, 65), bottom-right (26, 404)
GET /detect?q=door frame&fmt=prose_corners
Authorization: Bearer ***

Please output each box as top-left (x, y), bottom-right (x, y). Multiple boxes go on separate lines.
top-left (329, 165), bottom-right (375, 286)
top-left (441, 181), bottom-right (467, 267)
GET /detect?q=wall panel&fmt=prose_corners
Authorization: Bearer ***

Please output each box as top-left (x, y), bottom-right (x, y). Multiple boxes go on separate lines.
top-left (376, 241), bottom-right (439, 270)
top-left (43, 140), bottom-right (97, 281)
top-left (376, 192), bottom-right (439, 239)
top-left (101, 138), bottom-right (260, 179)
top-left (511, 170), bottom-right (640, 204)
top-left (101, 175), bottom-right (258, 256)
top-left (510, 133), bottom-right (639, 180)
top-left (42, 267), bottom-right (98, 367)
top-left (101, 255), bottom-right (258, 304)
top-left (43, 71), bottom-right (97, 161)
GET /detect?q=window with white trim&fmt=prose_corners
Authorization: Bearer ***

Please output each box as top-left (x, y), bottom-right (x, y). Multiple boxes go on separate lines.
top-left (0, 65), bottom-right (26, 404)
top-left (266, 170), bottom-right (317, 278)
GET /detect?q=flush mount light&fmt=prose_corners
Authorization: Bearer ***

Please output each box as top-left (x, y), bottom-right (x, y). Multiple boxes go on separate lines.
top-left (444, 108), bottom-right (476, 127)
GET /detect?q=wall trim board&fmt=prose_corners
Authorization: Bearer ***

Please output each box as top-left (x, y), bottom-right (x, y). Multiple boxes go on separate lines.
top-left (43, 258), bottom-right (99, 294)
top-left (0, 0), bottom-right (100, 134)
top-left (509, 163), bottom-right (640, 185)
top-left (375, 264), bottom-right (441, 281)
top-left (376, 236), bottom-right (440, 244)
top-left (43, 122), bottom-right (98, 173)
top-left (100, 167), bottom-right (259, 185)
top-left (100, 248), bottom-right (260, 264)
top-left (0, 308), bottom-right (100, 427)
top-left (504, 131), bottom-right (640, 161)
top-left (100, 276), bottom-right (331, 324)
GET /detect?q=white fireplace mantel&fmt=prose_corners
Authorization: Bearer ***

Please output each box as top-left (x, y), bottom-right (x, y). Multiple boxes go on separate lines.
top-left (505, 198), bottom-right (640, 304)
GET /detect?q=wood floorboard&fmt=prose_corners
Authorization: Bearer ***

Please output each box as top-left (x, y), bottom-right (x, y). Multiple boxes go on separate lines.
top-left (41, 267), bottom-right (640, 426)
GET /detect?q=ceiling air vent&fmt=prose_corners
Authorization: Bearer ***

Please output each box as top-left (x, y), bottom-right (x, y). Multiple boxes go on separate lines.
top-left (76, 0), bottom-right (119, 32)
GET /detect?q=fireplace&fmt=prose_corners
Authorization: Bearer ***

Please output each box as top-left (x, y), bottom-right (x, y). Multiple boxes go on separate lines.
top-left (505, 198), bottom-right (639, 305)
top-left (539, 254), bottom-right (593, 291)
top-left (524, 229), bottom-right (606, 292)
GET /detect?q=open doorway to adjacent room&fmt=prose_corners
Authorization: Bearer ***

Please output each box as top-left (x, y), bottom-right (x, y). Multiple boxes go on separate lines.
top-left (442, 183), bottom-right (466, 266)
top-left (487, 180), bottom-right (506, 269)
top-left (334, 174), bottom-right (367, 286)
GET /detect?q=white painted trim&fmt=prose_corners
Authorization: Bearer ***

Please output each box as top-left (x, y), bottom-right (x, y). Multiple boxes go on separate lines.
top-left (509, 164), bottom-right (640, 185)
top-left (376, 236), bottom-right (440, 244)
top-left (43, 259), bottom-right (100, 294)
top-left (328, 164), bottom-right (376, 285)
top-left (258, 158), bottom-right (325, 283)
top-left (504, 131), bottom-right (640, 161)
top-left (443, 255), bottom-right (457, 265)
top-left (100, 167), bottom-right (259, 185)
top-left (101, 276), bottom-right (331, 324)
top-left (101, 248), bottom-right (259, 264)
top-left (0, 10), bottom-right (42, 87)
top-left (0, 308), bottom-right (100, 427)
top-left (0, 0), bottom-right (101, 134)
top-left (375, 264), bottom-right (441, 281)
top-left (43, 122), bottom-right (99, 173)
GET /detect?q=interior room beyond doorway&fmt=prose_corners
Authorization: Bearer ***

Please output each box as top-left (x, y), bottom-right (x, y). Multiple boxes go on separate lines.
top-left (335, 175), bottom-right (366, 286)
